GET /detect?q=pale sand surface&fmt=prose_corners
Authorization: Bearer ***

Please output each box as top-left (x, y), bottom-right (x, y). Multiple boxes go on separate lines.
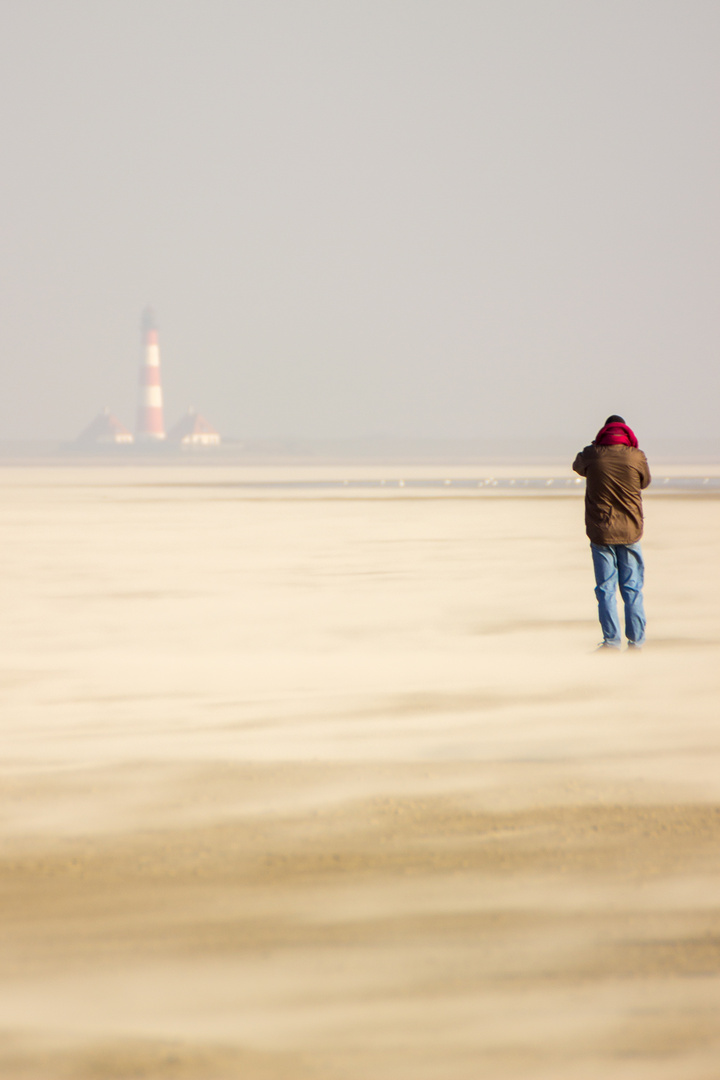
top-left (1, 467), bottom-right (719, 1079)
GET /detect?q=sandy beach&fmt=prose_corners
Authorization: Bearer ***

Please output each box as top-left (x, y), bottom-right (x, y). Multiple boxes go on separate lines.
top-left (1, 465), bottom-right (719, 1079)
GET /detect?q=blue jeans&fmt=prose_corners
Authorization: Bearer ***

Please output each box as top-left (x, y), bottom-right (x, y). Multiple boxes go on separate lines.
top-left (590, 542), bottom-right (646, 647)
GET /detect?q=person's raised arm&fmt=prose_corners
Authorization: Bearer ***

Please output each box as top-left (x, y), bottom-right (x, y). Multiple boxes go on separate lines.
top-left (572, 449), bottom-right (587, 476)
top-left (638, 452), bottom-right (651, 489)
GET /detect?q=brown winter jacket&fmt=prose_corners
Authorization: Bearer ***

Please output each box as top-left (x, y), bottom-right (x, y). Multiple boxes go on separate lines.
top-left (572, 444), bottom-right (651, 545)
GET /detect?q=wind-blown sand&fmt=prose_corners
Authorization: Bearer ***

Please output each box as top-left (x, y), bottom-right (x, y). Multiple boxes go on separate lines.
top-left (1, 466), bottom-right (719, 1079)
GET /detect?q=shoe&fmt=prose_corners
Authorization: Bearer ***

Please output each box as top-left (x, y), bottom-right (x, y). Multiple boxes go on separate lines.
top-left (595, 641), bottom-right (621, 651)
top-left (626, 642), bottom-right (643, 651)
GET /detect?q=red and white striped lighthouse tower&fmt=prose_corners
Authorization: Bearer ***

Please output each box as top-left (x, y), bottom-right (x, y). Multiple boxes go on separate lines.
top-left (136, 307), bottom-right (166, 441)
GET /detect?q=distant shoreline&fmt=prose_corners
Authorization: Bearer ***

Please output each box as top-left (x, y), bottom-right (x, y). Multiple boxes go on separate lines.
top-left (1, 437), bottom-right (720, 470)
top-left (1, 459), bottom-right (719, 495)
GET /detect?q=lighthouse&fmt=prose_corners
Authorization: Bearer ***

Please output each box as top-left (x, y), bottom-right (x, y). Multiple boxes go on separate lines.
top-left (136, 307), bottom-right (166, 441)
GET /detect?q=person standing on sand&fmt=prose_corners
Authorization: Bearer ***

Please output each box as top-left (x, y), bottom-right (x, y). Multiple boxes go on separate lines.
top-left (573, 415), bottom-right (651, 651)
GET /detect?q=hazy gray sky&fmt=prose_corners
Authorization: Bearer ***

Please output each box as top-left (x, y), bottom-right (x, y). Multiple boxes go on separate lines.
top-left (1, 1), bottom-right (718, 443)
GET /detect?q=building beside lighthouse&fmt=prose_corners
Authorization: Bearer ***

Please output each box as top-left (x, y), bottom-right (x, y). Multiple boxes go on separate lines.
top-left (135, 307), bottom-right (166, 441)
top-left (76, 407), bottom-right (134, 447)
top-left (168, 407), bottom-right (221, 447)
